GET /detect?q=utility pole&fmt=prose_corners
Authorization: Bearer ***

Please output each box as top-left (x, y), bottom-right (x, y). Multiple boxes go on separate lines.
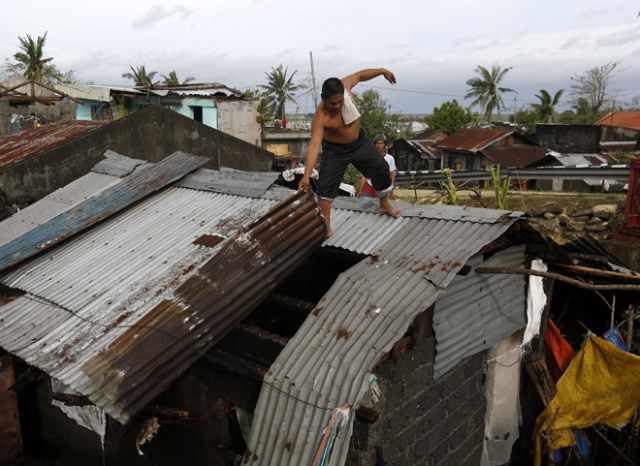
top-left (309, 51), bottom-right (318, 108)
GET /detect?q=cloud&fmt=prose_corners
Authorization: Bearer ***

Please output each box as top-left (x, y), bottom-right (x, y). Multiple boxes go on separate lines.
top-left (133, 5), bottom-right (192, 29)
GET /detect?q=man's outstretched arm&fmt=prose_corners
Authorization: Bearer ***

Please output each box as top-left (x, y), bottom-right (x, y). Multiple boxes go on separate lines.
top-left (341, 68), bottom-right (396, 91)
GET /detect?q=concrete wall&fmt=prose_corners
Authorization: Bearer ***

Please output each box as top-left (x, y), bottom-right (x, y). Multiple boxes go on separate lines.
top-left (261, 131), bottom-right (311, 159)
top-left (348, 335), bottom-right (486, 466)
top-left (535, 124), bottom-right (600, 153)
top-left (0, 105), bottom-right (274, 217)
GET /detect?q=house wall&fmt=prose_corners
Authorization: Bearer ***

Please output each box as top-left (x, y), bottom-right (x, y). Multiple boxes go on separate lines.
top-left (174, 97), bottom-right (218, 128)
top-left (348, 335), bottom-right (486, 466)
top-left (217, 100), bottom-right (261, 147)
top-left (0, 105), bottom-right (274, 217)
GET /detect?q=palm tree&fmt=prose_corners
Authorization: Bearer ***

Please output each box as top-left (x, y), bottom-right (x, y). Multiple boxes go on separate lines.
top-left (258, 65), bottom-right (306, 120)
top-left (13, 32), bottom-right (53, 82)
top-left (531, 89), bottom-right (564, 123)
top-left (465, 65), bottom-right (516, 126)
top-left (162, 71), bottom-right (196, 86)
top-left (122, 65), bottom-right (158, 87)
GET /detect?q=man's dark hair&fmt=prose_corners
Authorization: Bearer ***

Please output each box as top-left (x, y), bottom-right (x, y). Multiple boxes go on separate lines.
top-left (321, 78), bottom-right (344, 99)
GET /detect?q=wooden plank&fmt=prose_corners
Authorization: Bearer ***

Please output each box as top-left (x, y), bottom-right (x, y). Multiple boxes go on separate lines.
top-left (0, 356), bottom-right (23, 463)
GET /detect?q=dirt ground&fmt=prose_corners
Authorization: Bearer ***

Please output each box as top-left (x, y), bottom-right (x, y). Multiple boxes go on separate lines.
top-left (393, 187), bottom-right (628, 215)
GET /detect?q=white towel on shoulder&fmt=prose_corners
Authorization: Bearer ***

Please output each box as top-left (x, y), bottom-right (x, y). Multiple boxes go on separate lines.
top-left (341, 90), bottom-right (361, 125)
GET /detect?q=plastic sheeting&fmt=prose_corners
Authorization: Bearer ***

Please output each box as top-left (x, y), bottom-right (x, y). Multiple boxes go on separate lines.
top-left (534, 335), bottom-right (640, 465)
top-left (481, 330), bottom-right (524, 466)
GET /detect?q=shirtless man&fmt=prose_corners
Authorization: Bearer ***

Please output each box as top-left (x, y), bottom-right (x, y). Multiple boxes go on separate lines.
top-left (298, 68), bottom-right (401, 236)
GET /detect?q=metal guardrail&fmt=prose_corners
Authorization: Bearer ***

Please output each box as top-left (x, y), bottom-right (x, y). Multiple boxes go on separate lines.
top-left (395, 166), bottom-right (631, 184)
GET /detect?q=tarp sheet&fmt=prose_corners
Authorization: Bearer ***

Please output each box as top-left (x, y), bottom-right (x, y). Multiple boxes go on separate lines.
top-left (534, 335), bottom-right (640, 465)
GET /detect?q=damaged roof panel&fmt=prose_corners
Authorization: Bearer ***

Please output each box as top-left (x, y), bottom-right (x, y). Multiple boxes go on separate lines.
top-left (0, 172), bottom-right (121, 245)
top-left (246, 210), bottom-right (524, 466)
top-left (0, 188), bottom-right (326, 423)
top-left (433, 245), bottom-right (528, 378)
top-left (0, 120), bottom-right (109, 169)
top-left (0, 152), bottom-right (208, 273)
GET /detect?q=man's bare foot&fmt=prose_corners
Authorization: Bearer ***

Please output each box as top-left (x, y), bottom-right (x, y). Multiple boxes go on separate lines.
top-left (379, 197), bottom-right (401, 218)
top-left (326, 228), bottom-right (333, 238)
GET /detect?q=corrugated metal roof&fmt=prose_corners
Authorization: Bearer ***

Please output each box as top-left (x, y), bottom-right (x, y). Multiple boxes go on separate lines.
top-left (0, 152), bottom-right (208, 273)
top-left (0, 188), bottom-right (326, 423)
top-left (175, 167), bottom-right (280, 198)
top-left (0, 150), bottom-right (530, 462)
top-left (245, 207), bottom-right (525, 466)
top-left (483, 145), bottom-right (550, 168)
top-left (594, 111), bottom-right (640, 131)
top-left (0, 172), bottom-right (121, 246)
top-left (0, 120), bottom-right (109, 169)
top-left (433, 245), bottom-right (527, 378)
top-left (436, 127), bottom-right (513, 152)
top-left (56, 83), bottom-right (244, 101)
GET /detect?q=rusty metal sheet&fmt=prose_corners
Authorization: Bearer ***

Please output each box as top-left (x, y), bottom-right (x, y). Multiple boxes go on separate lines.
top-left (436, 127), bottom-right (513, 152)
top-left (0, 120), bottom-right (108, 169)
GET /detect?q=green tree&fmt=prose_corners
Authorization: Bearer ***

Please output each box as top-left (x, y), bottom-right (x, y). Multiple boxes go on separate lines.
top-left (258, 65), bottom-right (306, 120)
top-left (558, 98), bottom-right (597, 124)
top-left (465, 65), bottom-right (516, 127)
top-left (243, 88), bottom-right (272, 126)
top-left (511, 108), bottom-right (538, 133)
top-left (161, 71), bottom-right (195, 86)
top-left (531, 89), bottom-right (564, 123)
top-left (424, 100), bottom-right (476, 134)
top-left (13, 32), bottom-right (53, 82)
top-left (353, 89), bottom-right (409, 139)
top-left (122, 65), bottom-right (158, 87)
top-left (570, 61), bottom-right (621, 113)
top-left (1, 32), bottom-right (77, 84)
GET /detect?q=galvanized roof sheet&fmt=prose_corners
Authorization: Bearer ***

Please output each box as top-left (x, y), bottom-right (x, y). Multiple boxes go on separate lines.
top-left (245, 208), bottom-right (525, 466)
top-left (0, 187), bottom-right (326, 423)
top-left (0, 120), bottom-right (109, 169)
top-left (0, 172), bottom-right (120, 246)
top-left (0, 152), bottom-right (208, 273)
top-left (433, 245), bottom-right (527, 378)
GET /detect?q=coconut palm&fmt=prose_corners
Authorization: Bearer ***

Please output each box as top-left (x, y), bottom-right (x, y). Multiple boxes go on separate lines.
top-left (122, 65), bottom-right (158, 87)
top-left (531, 89), bottom-right (564, 123)
top-left (162, 71), bottom-right (196, 86)
top-left (465, 65), bottom-right (516, 126)
top-left (13, 32), bottom-right (54, 82)
top-left (258, 65), bottom-right (306, 120)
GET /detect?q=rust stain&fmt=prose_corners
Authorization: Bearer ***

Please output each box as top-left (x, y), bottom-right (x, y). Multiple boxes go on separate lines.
top-left (311, 307), bottom-right (323, 317)
top-left (441, 261), bottom-right (462, 273)
top-left (336, 328), bottom-right (351, 340)
top-left (368, 255), bottom-right (379, 264)
top-left (285, 442), bottom-right (292, 452)
top-left (193, 234), bottom-right (225, 248)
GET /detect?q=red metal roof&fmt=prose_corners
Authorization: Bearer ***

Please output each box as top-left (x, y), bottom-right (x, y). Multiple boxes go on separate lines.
top-left (594, 111), bottom-right (640, 131)
top-left (436, 127), bottom-right (513, 152)
top-left (0, 120), bottom-right (108, 169)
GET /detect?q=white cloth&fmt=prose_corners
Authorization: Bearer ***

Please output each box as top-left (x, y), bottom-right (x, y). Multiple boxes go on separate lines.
top-left (341, 90), bottom-right (361, 125)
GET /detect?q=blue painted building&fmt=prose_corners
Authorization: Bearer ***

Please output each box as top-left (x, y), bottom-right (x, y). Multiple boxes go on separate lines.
top-left (57, 82), bottom-right (261, 145)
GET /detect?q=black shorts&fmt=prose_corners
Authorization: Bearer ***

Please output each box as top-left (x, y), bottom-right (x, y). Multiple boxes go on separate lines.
top-left (317, 129), bottom-right (392, 200)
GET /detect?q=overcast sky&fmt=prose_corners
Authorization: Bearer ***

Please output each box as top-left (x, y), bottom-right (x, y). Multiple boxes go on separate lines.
top-left (2, 1), bottom-right (639, 115)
